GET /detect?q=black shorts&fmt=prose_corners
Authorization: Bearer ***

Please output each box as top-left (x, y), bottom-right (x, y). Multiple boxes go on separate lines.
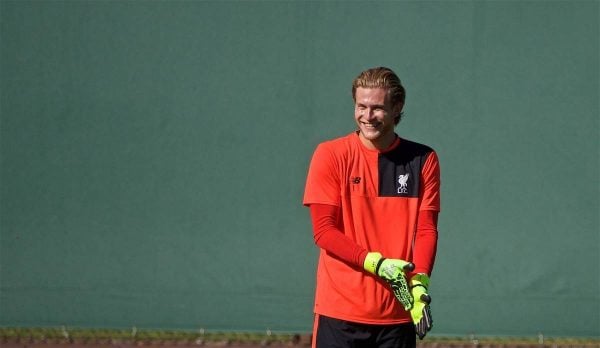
top-left (312, 314), bottom-right (416, 348)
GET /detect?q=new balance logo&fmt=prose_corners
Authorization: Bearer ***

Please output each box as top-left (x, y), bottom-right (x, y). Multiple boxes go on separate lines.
top-left (351, 177), bottom-right (361, 184)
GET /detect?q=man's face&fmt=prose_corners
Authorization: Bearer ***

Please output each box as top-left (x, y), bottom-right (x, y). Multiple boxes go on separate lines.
top-left (354, 87), bottom-right (401, 149)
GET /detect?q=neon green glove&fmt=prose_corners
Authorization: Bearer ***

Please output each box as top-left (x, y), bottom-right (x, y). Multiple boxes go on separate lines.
top-left (410, 274), bottom-right (433, 339)
top-left (364, 252), bottom-right (415, 310)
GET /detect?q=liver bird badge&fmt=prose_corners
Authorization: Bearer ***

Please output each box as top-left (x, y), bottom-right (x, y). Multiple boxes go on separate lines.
top-left (398, 174), bottom-right (409, 188)
top-left (397, 174), bottom-right (409, 194)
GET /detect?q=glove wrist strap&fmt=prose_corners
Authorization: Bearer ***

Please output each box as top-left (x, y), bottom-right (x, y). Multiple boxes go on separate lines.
top-left (375, 257), bottom-right (387, 275)
top-left (363, 252), bottom-right (382, 274)
top-left (410, 273), bottom-right (431, 288)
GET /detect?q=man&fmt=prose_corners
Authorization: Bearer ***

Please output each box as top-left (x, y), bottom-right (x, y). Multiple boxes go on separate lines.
top-left (303, 67), bottom-right (440, 348)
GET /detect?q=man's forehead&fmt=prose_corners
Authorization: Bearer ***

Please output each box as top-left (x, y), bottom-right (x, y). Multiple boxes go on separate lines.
top-left (355, 87), bottom-right (391, 103)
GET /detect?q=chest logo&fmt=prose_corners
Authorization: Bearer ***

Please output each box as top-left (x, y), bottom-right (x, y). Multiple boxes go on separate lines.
top-left (397, 174), bottom-right (409, 194)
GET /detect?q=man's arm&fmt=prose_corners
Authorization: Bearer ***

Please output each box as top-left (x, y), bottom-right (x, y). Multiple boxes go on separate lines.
top-left (412, 210), bottom-right (438, 275)
top-left (309, 203), bottom-right (367, 267)
top-left (410, 150), bottom-right (440, 339)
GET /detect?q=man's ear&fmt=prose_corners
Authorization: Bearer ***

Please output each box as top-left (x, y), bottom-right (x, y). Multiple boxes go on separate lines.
top-left (393, 103), bottom-right (404, 124)
top-left (394, 102), bottom-right (404, 115)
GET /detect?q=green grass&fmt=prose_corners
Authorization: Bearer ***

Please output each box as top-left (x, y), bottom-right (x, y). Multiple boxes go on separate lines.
top-left (420, 335), bottom-right (600, 347)
top-left (1, 327), bottom-right (599, 346)
top-left (0, 327), bottom-right (300, 344)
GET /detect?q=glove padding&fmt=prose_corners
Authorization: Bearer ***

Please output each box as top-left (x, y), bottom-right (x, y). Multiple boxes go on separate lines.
top-left (364, 252), bottom-right (415, 310)
top-left (410, 274), bottom-right (433, 339)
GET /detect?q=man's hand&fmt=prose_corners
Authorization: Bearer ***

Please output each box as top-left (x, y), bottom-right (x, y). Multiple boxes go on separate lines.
top-left (364, 252), bottom-right (415, 310)
top-left (410, 274), bottom-right (433, 339)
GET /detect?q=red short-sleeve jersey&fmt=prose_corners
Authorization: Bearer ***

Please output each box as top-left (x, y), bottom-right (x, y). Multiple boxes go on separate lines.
top-left (303, 132), bottom-right (440, 324)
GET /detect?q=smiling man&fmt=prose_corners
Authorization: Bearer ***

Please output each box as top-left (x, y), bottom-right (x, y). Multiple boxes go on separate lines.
top-left (353, 81), bottom-right (401, 150)
top-left (303, 67), bottom-right (441, 348)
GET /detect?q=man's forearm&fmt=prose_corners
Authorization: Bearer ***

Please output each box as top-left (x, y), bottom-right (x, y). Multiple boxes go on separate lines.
top-left (310, 203), bottom-right (368, 267)
top-left (412, 210), bottom-right (438, 275)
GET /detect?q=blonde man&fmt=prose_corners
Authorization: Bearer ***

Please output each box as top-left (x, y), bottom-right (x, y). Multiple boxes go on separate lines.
top-left (303, 67), bottom-right (440, 347)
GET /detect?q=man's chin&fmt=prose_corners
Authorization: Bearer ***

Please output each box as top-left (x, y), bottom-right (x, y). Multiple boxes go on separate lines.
top-left (359, 129), bottom-right (381, 140)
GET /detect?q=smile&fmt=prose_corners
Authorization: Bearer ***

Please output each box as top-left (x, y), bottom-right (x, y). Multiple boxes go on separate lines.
top-left (361, 122), bottom-right (381, 128)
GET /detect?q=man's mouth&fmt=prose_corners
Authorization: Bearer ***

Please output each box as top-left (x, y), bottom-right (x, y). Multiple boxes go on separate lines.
top-left (361, 122), bottom-right (380, 129)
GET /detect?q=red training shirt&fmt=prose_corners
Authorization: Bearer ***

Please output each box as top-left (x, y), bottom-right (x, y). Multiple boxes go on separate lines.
top-left (303, 132), bottom-right (440, 324)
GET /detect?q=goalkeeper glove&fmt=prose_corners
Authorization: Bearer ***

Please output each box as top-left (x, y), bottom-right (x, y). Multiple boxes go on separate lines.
top-left (410, 274), bottom-right (433, 339)
top-left (364, 252), bottom-right (415, 310)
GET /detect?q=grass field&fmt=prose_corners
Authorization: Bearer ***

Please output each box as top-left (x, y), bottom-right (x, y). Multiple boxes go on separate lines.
top-left (1, 327), bottom-right (599, 348)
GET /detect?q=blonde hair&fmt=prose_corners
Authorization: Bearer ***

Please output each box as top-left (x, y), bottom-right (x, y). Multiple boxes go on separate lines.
top-left (352, 67), bottom-right (406, 124)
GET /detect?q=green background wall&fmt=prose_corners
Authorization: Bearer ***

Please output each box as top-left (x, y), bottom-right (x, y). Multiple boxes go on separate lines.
top-left (1, 0), bottom-right (598, 337)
